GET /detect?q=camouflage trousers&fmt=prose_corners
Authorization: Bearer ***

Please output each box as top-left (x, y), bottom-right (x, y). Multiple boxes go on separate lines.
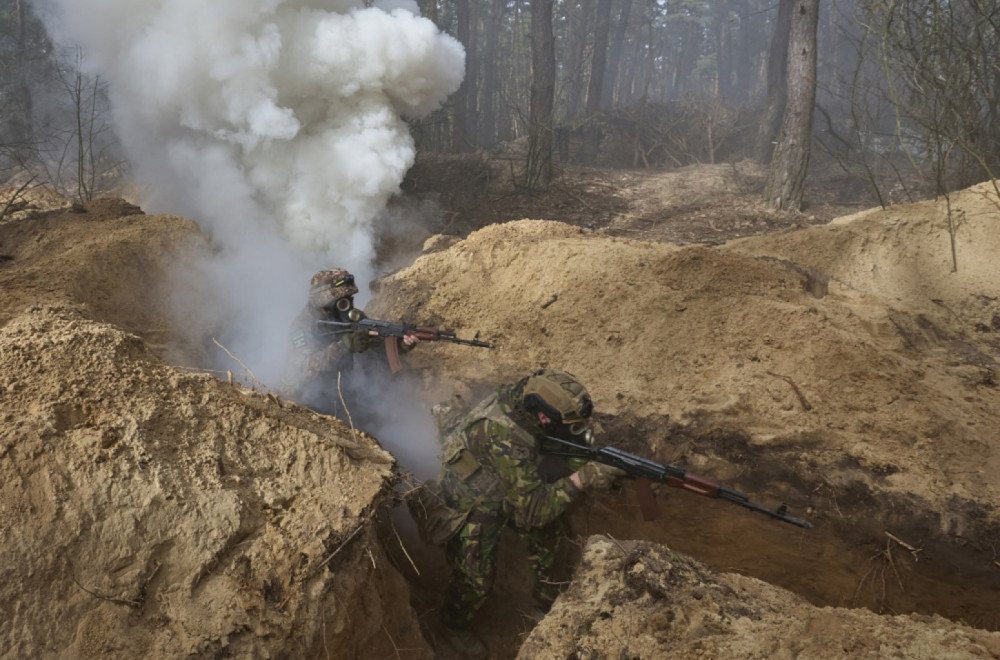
top-left (441, 511), bottom-right (567, 629)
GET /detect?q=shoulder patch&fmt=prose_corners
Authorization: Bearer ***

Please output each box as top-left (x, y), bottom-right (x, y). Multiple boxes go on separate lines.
top-left (509, 444), bottom-right (531, 461)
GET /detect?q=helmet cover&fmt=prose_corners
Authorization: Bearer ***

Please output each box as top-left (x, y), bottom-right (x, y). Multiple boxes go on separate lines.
top-left (521, 369), bottom-right (593, 426)
top-left (308, 268), bottom-right (359, 310)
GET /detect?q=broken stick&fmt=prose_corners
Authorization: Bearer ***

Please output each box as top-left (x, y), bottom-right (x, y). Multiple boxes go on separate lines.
top-left (766, 371), bottom-right (813, 411)
top-left (886, 531), bottom-right (923, 561)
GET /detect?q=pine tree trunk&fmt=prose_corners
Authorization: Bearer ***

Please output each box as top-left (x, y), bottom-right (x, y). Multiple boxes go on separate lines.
top-left (524, 0), bottom-right (556, 189)
top-left (756, 0), bottom-right (793, 163)
top-left (581, 0), bottom-right (613, 163)
top-left (764, 0), bottom-right (820, 211)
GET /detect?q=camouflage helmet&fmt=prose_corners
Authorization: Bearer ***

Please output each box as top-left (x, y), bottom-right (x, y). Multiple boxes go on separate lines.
top-left (308, 268), bottom-right (359, 310)
top-left (521, 369), bottom-right (593, 431)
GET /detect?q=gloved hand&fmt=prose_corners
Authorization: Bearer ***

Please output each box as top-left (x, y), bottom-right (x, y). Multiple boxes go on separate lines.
top-left (349, 330), bottom-right (371, 353)
top-left (573, 462), bottom-right (627, 490)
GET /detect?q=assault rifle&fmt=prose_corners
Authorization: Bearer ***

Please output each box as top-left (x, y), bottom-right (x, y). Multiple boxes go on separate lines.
top-left (318, 318), bottom-right (494, 373)
top-left (539, 434), bottom-right (812, 529)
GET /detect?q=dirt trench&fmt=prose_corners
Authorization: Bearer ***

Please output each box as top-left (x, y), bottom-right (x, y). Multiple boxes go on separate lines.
top-left (7, 174), bottom-right (1000, 658)
top-left (378, 416), bottom-right (1000, 660)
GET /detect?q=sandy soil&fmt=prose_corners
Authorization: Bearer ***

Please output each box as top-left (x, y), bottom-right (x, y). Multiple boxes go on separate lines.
top-left (372, 171), bottom-right (1000, 657)
top-left (3, 162), bottom-right (1000, 659)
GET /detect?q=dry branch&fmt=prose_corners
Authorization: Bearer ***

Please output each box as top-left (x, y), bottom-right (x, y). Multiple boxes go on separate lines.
top-left (886, 531), bottom-right (923, 561)
top-left (766, 370), bottom-right (813, 411)
top-left (313, 523), bottom-right (366, 575)
top-left (212, 337), bottom-right (266, 390)
top-left (72, 574), bottom-right (141, 609)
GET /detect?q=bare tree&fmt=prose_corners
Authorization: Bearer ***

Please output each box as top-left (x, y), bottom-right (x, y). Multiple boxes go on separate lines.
top-left (451, 0), bottom-right (475, 152)
top-left (477, 0), bottom-right (505, 148)
top-left (25, 49), bottom-right (123, 201)
top-left (580, 0), bottom-right (613, 163)
top-left (764, 0), bottom-right (820, 211)
top-left (603, 0), bottom-right (634, 109)
top-left (14, 0), bottom-right (32, 134)
top-left (756, 0), bottom-right (793, 162)
top-left (670, 1), bottom-right (708, 98)
top-left (712, 0), bottom-right (734, 100)
top-left (864, 0), bottom-right (1000, 192)
top-left (562, 0), bottom-right (592, 120)
top-left (524, 0), bottom-right (556, 188)
top-left (0, 0), bottom-right (50, 172)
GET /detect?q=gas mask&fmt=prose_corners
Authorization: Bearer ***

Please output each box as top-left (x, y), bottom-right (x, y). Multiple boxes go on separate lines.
top-left (326, 297), bottom-right (361, 323)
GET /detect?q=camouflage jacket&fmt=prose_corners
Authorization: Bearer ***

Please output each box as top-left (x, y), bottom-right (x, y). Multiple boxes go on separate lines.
top-left (280, 304), bottom-right (415, 403)
top-left (287, 306), bottom-right (352, 375)
top-left (439, 386), bottom-right (582, 530)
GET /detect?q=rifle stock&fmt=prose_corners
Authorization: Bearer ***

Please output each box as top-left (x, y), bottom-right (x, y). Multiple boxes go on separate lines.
top-left (540, 434), bottom-right (812, 529)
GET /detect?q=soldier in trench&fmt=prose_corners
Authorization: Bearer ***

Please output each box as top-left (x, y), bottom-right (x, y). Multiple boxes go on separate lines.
top-left (282, 268), bottom-right (419, 422)
top-left (408, 368), bottom-right (624, 659)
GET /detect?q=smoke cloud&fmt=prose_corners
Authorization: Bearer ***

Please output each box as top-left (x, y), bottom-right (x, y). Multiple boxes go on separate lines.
top-left (30, 0), bottom-right (464, 387)
top-left (29, 0), bottom-right (464, 477)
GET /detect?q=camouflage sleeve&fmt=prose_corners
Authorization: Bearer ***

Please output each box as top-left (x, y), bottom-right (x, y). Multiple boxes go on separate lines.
top-left (285, 310), bottom-right (350, 383)
top-left (303, 340), bottom-right (350, 376)
top-left (472, 419), bottom-right (582, 529)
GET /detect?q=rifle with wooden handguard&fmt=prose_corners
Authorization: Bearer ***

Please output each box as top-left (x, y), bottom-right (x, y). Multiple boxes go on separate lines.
top-left (317, 317), bottom-right (494, 372)
top-left (539, 433), bottom-right (812, 529)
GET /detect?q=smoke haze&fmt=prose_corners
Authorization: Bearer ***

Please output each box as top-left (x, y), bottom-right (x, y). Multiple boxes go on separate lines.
top-left (29, 0), bottom-right (464, 476)
top-left (30, 0), bottom-right (464, 385)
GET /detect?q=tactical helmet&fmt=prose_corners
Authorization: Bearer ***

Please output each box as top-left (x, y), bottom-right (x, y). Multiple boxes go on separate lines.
top-left (521, 369), bottom-right (593, 434)
top-left (308, 268), bottom-right (359, 311)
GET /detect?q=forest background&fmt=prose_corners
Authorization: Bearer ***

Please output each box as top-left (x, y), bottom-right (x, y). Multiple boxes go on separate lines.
top-left (1, 0), bottom-right (999, 218)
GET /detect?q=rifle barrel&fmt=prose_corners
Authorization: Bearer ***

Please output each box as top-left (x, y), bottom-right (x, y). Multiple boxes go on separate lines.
top-left (541, 435), bottom-right (812, 530)
top-left (317, 319), bottom-right (493, 348)
top-left (717, 487), bottom-right (813, 529)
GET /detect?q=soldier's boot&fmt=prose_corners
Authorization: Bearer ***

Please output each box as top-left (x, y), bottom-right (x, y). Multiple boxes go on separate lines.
top-left (440, 626), bottom-right (488, 660)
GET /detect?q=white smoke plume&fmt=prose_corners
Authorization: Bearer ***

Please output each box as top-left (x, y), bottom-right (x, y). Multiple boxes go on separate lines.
top-left (30, 0), bottom-right (465, 388)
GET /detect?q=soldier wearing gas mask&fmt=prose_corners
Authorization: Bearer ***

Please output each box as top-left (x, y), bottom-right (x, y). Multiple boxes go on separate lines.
top-left (283, 268), bottom-right (418, 416)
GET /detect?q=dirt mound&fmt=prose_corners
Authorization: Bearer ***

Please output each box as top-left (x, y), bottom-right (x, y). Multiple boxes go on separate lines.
top-left (0, 305), bottom-right (420, 655)
top-left (370, 182), bottom-right (1000, 650)
top-left (0, 195), bottom-right (212, 365)
top-left (520, 536), bottom-right (1000, 659)
top-left (373, 183), bottom-right (1000, 517)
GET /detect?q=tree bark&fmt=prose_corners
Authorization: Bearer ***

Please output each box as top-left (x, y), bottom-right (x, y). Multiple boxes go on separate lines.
top-left (764, 0), bottom-right (820, 211)
top-left (581, 0), bottom-right (613, 163)
top-left (416, 0), bottom-right (438, 24)
top-left (603, 0), bottom-right (633, 109)
top-left (712, 0), bottom-right (733, 100)
top-left (756, 0), bottom-right (793, 163)
top-left (451, 0), bottom-right (475, 151)
top-left (564, 0), bottom-right (592, 120)
top-left (16, 0), bottom-right (34, 136)
top-left (524, 0), bottom-right (556, 188)
top-left (477, 0), bottom-right (504, 148)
